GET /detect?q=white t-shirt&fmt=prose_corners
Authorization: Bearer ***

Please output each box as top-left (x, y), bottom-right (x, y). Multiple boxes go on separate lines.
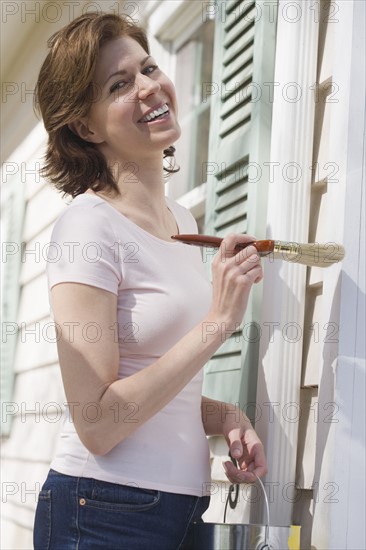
top-left (47, 193), bottom-right (213, 497)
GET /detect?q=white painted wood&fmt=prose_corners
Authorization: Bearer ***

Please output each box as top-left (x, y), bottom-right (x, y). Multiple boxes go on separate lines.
top-left (14, 320), bottom-right (59, 373)
top-left (1, 405), bottom-right (65, 463)
top-left (311, 1), bottom-right (366, 547)
top-left (19, 224), bottom-right (52, 286)
top-left (12, 364), bottom-right (64, 408)
top-left (302, 289), bottom-right (323, 387)
top-left (22, 184), bottom-right (67, 243)
top-left (175, 182), bottom-right (207, 219)
top-left (17, 272), bottom-right (50, 326)
top-left (255, 0), bottom-right (319, 526)
top-left (295, 388), bottom-right (318, 489)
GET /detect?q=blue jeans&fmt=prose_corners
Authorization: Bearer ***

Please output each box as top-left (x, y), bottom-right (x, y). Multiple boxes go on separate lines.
top-left (33, 469), bottom-right (210, 549)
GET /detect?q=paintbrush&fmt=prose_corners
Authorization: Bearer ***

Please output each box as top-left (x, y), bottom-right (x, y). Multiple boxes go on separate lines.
top-left (171, 234), bottom-right (345, 268)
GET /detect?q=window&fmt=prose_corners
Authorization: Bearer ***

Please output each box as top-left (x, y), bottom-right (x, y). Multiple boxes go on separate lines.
top-left (172, 18), bottom-right (215, 198)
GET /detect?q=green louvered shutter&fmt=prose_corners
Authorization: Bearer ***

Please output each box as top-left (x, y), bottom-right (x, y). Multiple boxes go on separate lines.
top-left (203, 0), bottom-right (277, 420)
top-left (1, 181), bottom-right (25, 436)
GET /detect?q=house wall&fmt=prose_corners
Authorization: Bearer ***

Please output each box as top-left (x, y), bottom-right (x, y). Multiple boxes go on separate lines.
top-left (1, 117), bottom-right (67, 548)
top-left (1, 2), bottom-right (364, 549)
top-left (255, 1), bottom-right (365, 549)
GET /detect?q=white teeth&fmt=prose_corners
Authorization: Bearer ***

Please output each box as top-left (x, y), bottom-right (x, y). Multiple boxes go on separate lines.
top-left (141, 104), bottom-right (169, 122)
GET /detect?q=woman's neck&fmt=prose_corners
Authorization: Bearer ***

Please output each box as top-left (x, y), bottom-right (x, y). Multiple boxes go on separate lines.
top-left (113, 156), bottom-right (168, 217)
top-left (87, 155), bottom-right (178, 239)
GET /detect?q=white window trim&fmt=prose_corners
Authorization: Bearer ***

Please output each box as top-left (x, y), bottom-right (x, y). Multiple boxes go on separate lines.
top-left (146, 1), bottom-right (210, 214)
top-left (148, 0), bottom-right (203, 45)
top-left (175, 182), bottom-right (206, 219)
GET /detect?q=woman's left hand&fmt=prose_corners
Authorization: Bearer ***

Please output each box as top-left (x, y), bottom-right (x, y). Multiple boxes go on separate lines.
top-left (223, 422), bottom-right (268, 484)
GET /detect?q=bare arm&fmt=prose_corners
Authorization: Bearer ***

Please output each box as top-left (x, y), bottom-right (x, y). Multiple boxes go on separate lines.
top-left (51, 234), bottom-right (263, 455)
top-left (201, 395), bottom-right (268, 482)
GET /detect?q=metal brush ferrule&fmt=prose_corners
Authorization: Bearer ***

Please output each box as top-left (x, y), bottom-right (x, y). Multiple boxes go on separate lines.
top-left (273, 241), bottom-right (301, 255)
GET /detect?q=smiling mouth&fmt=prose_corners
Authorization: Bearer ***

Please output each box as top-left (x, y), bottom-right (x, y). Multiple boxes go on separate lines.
top-left (139, 103), bottom-right (170, 123)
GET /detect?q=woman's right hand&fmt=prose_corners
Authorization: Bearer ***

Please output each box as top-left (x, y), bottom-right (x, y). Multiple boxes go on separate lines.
top-left (208, 233), bottom-right (263, 335)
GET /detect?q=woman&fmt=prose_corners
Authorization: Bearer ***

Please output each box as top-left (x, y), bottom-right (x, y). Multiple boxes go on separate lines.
top-left (33, 12), bottom-right (267, 550)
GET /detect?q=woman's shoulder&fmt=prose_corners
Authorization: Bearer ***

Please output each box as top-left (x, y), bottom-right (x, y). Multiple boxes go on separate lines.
top-left (55, 193), bottom-right (117, 223)
top-left (51, 193), bottom-right (118, 242)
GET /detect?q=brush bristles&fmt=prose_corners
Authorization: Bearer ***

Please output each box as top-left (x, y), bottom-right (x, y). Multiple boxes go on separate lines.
top-left (271, 242), bottom-right (345, 268)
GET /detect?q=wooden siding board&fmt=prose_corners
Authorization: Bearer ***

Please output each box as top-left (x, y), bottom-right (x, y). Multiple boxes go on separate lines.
top-left (302, 288), bottom-right (323, 387)
top-left (19, 224), bottom-right (53, 286)
top-left (12, 364), bottom-right (64, 408)
top-left (295, 387), bottom-right (318, 489)
top-left (1, 179), bottom-right (26, 435)
top-left (22, 185), bottom-right (66, 243)
top-left (17, 272), bottom-right (50, 326)
top-left (14, 325), bottom-right (59, 373)
top-left (1, 410), bottom-right (64, 463)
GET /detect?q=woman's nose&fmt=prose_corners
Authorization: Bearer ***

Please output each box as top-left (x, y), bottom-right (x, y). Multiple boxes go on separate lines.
top-left (136, 73), bottom-right (161, 99)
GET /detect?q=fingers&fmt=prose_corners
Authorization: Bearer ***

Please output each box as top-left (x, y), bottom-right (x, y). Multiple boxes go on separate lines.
top-left (218, 233), bottom-right (258, 260)
top-left (228, 429), bottom-right (243, 460)
top-left (209, 232), bottom-right (264, 336)
top-left (250, 443), bottom-right (268, 479)
top-left (224, 436), bottom-right (268, 484)
top-left (217, 234), bottom-right (263, 281)
top-left (223, 460), bottom-right (257, 484)
top-left (222, 459), bottom-right (267, 484)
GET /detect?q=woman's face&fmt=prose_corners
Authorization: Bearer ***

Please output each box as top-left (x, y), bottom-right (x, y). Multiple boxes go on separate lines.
top-left (81, 35), bottom-right (181, 164)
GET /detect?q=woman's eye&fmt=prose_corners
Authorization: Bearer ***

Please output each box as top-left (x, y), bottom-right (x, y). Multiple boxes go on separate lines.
top-left (109, 65), bottom-right (159, 94)
top-left (110, 80), bottom-right (133, 94)
top-left (143, 64), bottom-right (158, 75)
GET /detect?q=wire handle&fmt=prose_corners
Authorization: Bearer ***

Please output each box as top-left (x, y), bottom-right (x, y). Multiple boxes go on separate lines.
top-left (254, 474), bottom-right (270, 549)
top-left (223, 475), bottom-right (271, 550)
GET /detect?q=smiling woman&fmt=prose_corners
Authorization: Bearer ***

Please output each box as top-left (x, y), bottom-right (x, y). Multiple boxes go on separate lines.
top-left (33, 11), bottom-right (267, 550)
top-left (67, 34), bottom-right (181, 180)
top-left (34, 13), bottom-right (179, 199)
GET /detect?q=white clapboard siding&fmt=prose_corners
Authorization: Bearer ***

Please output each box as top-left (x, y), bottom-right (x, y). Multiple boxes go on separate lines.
top-left (301, 288), bottom-right (323, 387)
top-left (295, 387), bottom-right (318, 489)
top-left (203, 0), bottom-right (276, 413)
top-left (1, 400), bottom-right (64, 463)
top-left (17, 272), bottom-right (50, 327)
top-left (1, 413), bottom-right (65, 541)
top-left (19, 222), bottom-right (54, 286)
top-left (14, 318), bottom-right (59, 373)
top-left (11, 363), bottom-right (65, 410)
top-left (22, 183), bottom-right (68, 243)
top-left (1, 178), bottom-right (26, 436)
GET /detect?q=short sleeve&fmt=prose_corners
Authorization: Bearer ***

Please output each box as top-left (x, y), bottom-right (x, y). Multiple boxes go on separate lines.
top-left (46, 204), bottom-right (122, 295)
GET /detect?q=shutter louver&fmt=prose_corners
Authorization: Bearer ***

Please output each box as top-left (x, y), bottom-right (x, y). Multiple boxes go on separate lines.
top-left (214, 158), bottom-right (249, 234)
top-left (203, 0), bottom-right (277, 415)
top-left (220, 2), bottom-right (256, 139)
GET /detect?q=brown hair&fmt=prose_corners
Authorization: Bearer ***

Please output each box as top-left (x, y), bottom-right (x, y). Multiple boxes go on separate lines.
top-left (34, 12), bottom-right (178, 198)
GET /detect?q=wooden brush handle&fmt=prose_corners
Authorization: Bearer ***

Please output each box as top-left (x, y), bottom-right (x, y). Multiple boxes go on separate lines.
top-left (171, 234), bottom-right (274, 254)
top-left (171, 235), bottom-right (345, 268)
